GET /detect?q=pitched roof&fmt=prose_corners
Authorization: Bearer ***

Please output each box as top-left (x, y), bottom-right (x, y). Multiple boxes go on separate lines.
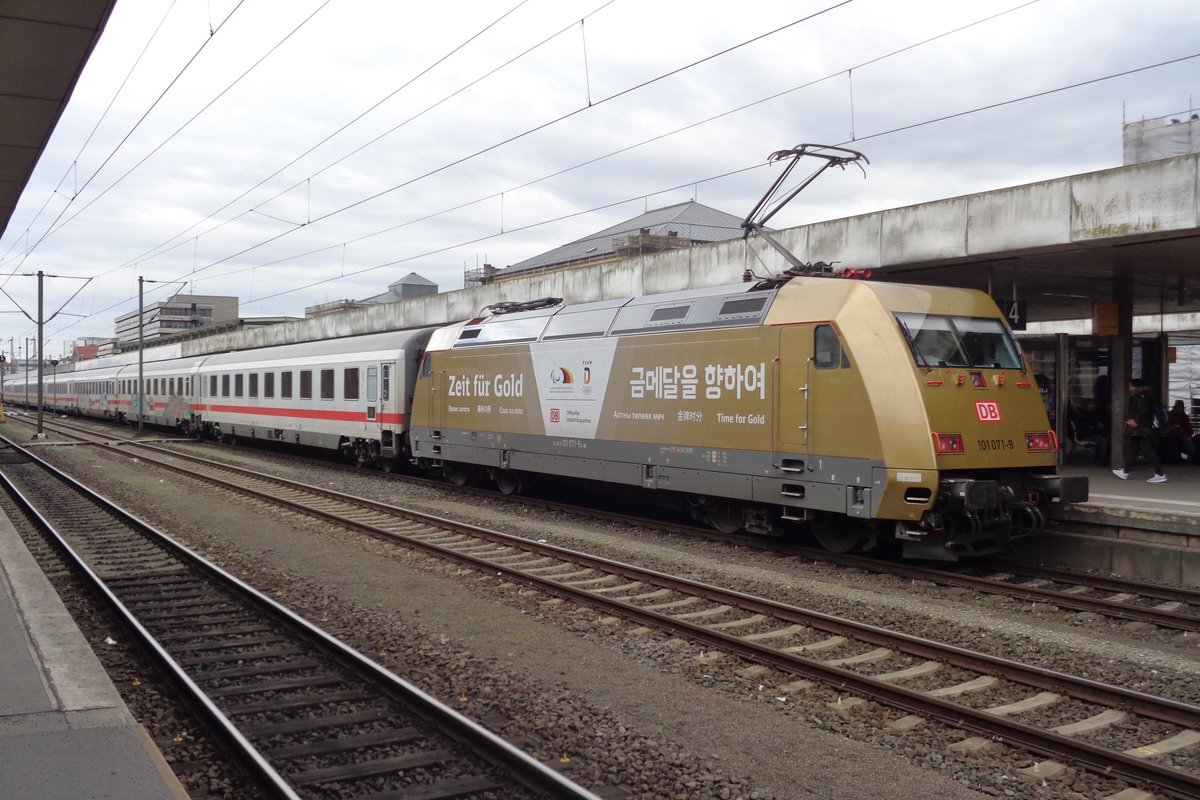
top-left (363, 272), bottom-right (438, 303)
top-left (502, 201), bottom-right (744, 276)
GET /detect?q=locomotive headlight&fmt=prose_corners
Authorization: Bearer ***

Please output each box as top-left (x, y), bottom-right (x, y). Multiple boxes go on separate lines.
top-left (1025, 430), bottom-right (1058, 452)
top-left (932, 432), bottom-right (965, 455)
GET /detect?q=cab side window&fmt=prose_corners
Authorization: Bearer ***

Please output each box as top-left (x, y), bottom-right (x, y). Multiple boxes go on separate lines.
top-left (814, 325), bottom-right (850, 369)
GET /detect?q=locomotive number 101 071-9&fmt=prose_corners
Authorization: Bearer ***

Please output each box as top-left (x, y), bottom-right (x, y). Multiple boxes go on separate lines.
top-left (977, 438), bottom-right (1015, 451)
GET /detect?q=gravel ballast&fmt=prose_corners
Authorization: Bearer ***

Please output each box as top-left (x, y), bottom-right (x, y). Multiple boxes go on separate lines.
top-left (16, 426), bottom-right (1200, 799)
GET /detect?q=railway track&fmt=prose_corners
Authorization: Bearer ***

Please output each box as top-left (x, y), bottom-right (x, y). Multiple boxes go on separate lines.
top-left (14, 412), bottom-right (1200, 633)
top-left (0, 434), bottom-right (600, 800)
top-left (16, 420), bottom-right (1200, 798)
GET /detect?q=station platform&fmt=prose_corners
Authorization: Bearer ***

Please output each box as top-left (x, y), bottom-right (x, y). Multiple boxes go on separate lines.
top-left (0, 513), bottom-right (188, 799)
top-left (1026, 460), bottom-right (1200, 586)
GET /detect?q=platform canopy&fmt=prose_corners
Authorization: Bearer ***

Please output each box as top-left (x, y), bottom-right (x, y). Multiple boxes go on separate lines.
top-left (0, 1), bottom-right (116, 241)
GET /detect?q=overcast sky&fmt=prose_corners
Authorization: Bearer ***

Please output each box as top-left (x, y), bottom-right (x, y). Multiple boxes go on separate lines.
top-left (1, 0), bottom-right (1197, 351)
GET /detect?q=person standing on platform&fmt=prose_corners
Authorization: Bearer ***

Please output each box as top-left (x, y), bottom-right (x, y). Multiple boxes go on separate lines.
top-left (1113, 378), bottom-right (1167, 483)
top-left (1167, 399), bottom-right (1196, 463)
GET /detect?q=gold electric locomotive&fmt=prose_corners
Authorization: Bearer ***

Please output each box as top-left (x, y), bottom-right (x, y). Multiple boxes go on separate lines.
top-left (409, 275), bottom-right (1087, 559)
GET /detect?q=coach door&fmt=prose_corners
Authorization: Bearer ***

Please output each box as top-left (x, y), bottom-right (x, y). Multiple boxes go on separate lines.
top-left (420, 353), bottom-right (443, 433)
top-left (366, 364), bottom-right (391, 431)
top-left (776, 325), bottom-right (812, 465)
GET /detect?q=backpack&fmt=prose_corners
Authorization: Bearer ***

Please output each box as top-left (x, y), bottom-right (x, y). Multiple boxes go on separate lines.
top-left (1151, 401), bottom-right (1169, 432)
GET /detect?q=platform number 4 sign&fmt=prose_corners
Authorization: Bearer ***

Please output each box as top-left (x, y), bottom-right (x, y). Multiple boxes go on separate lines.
top-left (997, 299), bottom-right (1027, 331)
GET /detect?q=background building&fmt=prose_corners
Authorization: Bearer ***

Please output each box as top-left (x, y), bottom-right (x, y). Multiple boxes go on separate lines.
top-left (113, 294), bottom-right (239, 346)
top-left (305, 272), bottom-right (438, 318)
top-left (467, 201), bottom-right (745, 286)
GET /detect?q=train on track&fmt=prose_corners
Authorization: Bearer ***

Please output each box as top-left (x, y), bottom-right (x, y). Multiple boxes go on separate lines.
top-left (4, 274), bottom-right (1087, 559)
top-left (4, 146), bottom-right (1088, 558)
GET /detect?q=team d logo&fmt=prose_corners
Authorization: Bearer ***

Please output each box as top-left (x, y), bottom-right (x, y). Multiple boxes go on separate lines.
top-left (975, 401), bottom-right (1001, 422)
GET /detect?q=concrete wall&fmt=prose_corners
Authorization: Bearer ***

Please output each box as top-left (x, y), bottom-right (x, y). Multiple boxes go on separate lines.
top-left (183, 154), bottom-right (1200, 357)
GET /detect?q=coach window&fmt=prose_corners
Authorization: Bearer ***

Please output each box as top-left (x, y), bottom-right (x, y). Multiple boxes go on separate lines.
top-left (235, 374), bottom-right (244, 398)
top-left (299, 370), bottom-right (312, 399)
top-left (320, 368), bottom-right (335, 400)
top-left (344, 368), bottom-right (359, 401)
top-left (209, 376), bottom-right (217, 397)
top-left (366, 366), bottom-right (378, 402)
top-left (264, 372), bottom-right (275, 398)
top-left (814, 325), bottom-right (849, 369)
top-left (222, 374), bottom-right (231, 397)
top-left (381, 365), bottom-right (390, 401)
top-left (249, 373), bottom-right (259, 398)
top-left (282, 371), bottom-right (294, 399)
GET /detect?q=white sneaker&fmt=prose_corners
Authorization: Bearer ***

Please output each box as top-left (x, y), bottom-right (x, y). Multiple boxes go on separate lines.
top-left (1147, 474), bottom-right (1168, 483)
top-left (1111, 469), bottom-right (1129, 480)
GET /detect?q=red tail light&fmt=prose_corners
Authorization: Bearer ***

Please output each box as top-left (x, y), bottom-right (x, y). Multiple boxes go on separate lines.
top-left (838, 267), bottom-right (874, 279)
top-left (932, 432), bottom-right (965, 455)
top-left (1025, 430), bottom-right (1057, 452)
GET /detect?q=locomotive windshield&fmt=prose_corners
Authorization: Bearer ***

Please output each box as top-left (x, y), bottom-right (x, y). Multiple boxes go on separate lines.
top-left (896, 313), bottom-right (1023, 370)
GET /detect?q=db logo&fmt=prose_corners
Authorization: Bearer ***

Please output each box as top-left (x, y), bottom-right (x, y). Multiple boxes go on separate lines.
top-left (549, 408), bottom-right (560, 423)
top-left (975, 401), bottom-right (1001, 422)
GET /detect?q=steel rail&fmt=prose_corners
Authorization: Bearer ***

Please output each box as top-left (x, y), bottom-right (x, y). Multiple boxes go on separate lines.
top-left (92, 439), bottom-right (1200, 725)
top-left (21, 416), bottom-right (1200, 633)
top-left (68, 438), bottom-right (1200, 799)
top-left (0, 435), bottom-right (603, 800)
top-left (994, 561), bottom-right (1200, 605)
top-left (780, 546), bottom-right (1200, 631)
top-left (0, 459), bottom-right (302, 799)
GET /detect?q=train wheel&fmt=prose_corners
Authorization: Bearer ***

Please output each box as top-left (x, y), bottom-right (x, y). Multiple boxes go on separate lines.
top-left (380, 457), bottom-right (396, 474)
top-left (809, 513), bottom-right (864, 553)
top-left (444, 464), bottom-right (472, 486)
top-left (704, 499), bottom-right (743, 534)
top-left (494, 469), bottom-right (522, 495)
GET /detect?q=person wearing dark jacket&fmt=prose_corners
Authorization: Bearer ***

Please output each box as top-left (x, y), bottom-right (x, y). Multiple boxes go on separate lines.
top-left (1167, 399), bottom-right (1196, 463)
top-left (1113, 378), bottom-right (1167, 483)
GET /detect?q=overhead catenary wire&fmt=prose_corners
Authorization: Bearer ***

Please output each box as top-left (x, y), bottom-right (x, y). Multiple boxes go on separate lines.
top-left (98, 0), bottom-right (549, 280)
top-left (18, 1), bottom-right (339, 261)
top-left (7, 3), bottom-right (1194, 342)
top-left (4, 1), bottom-right (252, 273)
top-left (34, 39), bottom-right (1198, 338)
top-left (94, 0), bottom-right (818, 282)
top-left (75, 0), bottom-right (1061, 299)
top-left (37, 38), bottom-right (1200, 342)
top-left (0, 0), bottom-right (183, 268)
top-left (28, 0), bottom-right (861, 343)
